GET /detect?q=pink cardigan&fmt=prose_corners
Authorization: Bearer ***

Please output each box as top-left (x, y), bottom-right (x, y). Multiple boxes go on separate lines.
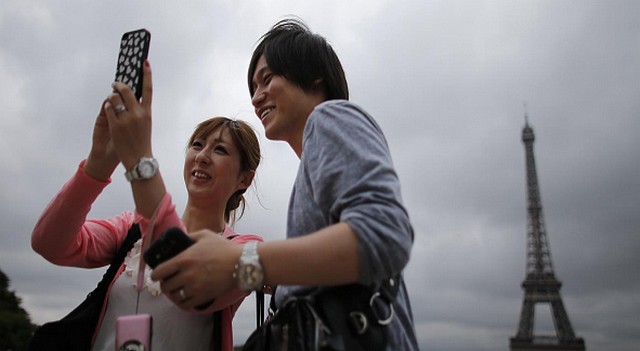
top-left (31, 161), bottom-right (261, 351)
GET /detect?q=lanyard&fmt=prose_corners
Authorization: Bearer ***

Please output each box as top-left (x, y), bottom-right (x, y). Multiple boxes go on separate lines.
top-left (134, 209), bottom-right (159, 314)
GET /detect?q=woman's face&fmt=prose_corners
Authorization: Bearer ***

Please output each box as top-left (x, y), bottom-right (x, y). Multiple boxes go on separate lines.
top-left (184, 126), bottom-right (250, 204)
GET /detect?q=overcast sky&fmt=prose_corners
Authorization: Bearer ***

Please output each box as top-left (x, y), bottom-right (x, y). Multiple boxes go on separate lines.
top-left (1, 1), bottom-right (638, 350)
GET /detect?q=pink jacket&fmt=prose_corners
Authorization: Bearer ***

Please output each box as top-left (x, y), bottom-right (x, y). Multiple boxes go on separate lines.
top-left (31, 161), bottom-right (261, 351)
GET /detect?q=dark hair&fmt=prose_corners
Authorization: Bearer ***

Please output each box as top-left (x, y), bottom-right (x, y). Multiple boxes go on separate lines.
top-left (248, 17), bottom-right (349, 101)
top-left (188, 117), bottom-right (261, 224)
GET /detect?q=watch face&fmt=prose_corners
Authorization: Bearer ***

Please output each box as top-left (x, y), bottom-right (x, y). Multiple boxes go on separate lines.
top-left (138, 160), bottom-right (155, 178)
top-left (240, 264), bottom-right (263, 290)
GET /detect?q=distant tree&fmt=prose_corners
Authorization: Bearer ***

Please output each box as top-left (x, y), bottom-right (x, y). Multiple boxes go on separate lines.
top-left (0, 268), bottom-right (37, 351)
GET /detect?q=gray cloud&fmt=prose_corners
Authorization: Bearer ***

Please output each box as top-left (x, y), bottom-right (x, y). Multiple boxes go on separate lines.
top-left (1, 1), bottom-right (638, 350)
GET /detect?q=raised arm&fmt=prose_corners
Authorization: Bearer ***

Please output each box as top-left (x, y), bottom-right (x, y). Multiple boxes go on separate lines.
top-left (104, 61), bottom-right (168, 220)
top-left (31, 98), bottom-right (135, 267)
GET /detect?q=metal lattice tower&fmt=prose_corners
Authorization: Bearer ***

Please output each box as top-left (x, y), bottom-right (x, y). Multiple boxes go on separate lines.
top-left (510, 114), bottom-right (585, 350)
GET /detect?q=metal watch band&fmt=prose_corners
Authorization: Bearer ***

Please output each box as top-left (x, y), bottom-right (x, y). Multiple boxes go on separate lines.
top-left (124, 157), bottom-right (158, 182)
top-left (236, 241), bottom-right (264, 292)
top-left (243, 241), bottom-right (258, 259)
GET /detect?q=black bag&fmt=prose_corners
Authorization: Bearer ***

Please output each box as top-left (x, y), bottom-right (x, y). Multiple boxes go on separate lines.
top-left (27, 224), bottom-right (141, 351)
top-left (243, 277), bottom-right (399, 351)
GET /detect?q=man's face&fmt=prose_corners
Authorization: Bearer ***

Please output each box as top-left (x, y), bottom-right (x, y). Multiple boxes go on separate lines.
top-left (250, 55), bottom-right (324, 148)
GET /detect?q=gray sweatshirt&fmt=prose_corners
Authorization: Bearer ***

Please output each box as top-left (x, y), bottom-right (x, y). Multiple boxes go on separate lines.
top-left (276, 100), bottom-right (419, 350)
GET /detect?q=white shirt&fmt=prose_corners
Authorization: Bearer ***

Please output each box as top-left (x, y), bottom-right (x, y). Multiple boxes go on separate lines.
top-left (92, 239), bottom-right (213, 351)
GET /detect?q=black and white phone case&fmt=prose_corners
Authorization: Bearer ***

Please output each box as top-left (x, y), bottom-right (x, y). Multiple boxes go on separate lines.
top-left (114, 29), bottom-right (150, 100)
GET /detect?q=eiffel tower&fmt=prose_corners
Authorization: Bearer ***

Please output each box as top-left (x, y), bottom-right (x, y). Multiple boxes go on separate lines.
top-left (510, 114), bottom-right (586, 350)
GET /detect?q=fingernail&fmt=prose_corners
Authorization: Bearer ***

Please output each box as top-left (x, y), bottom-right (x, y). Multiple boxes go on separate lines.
top-left (144, 60), bottom-right (150, 67)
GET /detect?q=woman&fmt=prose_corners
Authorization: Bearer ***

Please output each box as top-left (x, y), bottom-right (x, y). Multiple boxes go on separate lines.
top-left (31, 61), bottom-right (261, 351)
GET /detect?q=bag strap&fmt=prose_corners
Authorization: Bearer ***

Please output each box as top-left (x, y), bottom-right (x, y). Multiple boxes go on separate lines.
top-left (377, 275), bottom-right (401, 305)
top-left (117, 224), bottom-right (142, 265)
top-left (256, 290), bottom-right (265, 328)
top-left (212, 311), bottom-right (222, 351)
top-left (94, 224), bottom-right (141, 296)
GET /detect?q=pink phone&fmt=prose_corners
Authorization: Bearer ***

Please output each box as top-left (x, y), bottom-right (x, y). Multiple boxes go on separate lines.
top-left (116, 314), bottom-right (152, 351)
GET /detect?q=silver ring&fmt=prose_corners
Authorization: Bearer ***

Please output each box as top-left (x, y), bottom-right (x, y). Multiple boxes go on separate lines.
top-left (114, 104), bottom-right (127, 114)
top-left (179, 288), bottom-right (187, 301)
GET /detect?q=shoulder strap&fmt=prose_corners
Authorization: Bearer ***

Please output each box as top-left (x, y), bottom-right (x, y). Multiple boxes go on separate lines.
top-left (212, 311), bottom-right (222, 351)
top-left (95, 224), bottom-right (141, 295)
top-left (109, 223), bottom-right (141, 270)
top-left (256, 290), bottom-right (265, 328)
top-left (116, 224), bottom-right (142, 265)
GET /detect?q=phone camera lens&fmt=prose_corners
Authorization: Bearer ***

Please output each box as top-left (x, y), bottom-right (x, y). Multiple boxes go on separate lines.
top-left (120, 340), bottom-right (145, 351)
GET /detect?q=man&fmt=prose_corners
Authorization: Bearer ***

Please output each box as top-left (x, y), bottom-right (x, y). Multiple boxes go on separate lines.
top-left (153, 18), bottom-right (419, 350)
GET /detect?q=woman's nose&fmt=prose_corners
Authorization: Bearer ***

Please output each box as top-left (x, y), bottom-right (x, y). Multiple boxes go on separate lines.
top-left (195, 150), bottom-right (209, 164)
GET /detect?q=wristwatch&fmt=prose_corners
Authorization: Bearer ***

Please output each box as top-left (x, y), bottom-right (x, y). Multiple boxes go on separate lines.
top-left (124, 157), bottom-right (159, 182)
top-left (234, 241), bottom-right (264, 292)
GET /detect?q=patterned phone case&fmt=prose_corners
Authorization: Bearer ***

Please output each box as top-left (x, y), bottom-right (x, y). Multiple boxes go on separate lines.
top-left (114, 29), bottom-right (150, 100)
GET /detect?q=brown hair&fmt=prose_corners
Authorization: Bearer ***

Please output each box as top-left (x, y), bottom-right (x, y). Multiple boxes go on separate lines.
top-left (188, 117), bottom-right (261, 224)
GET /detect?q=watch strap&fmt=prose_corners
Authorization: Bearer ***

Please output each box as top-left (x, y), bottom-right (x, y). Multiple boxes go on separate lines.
top-left (124, 157), bottom-right (158, 182)
top-left (124, 167), bottom-right (140, 182)
top-left (242, 241), bottom-right (259, 259)
top-left (235, 241), bottom-right (264, 292)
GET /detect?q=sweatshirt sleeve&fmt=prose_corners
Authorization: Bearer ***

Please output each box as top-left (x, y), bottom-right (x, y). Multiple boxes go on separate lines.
top-left (31, 160), bottom-right (135, 268)
top-left (303, 101), bottom-right (414, 285)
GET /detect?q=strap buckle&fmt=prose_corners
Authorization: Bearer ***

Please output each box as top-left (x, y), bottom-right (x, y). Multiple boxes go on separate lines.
top-left (349, 311), bottom-right (369, 335)
top-left (370, 292), bottom-right (395, 325)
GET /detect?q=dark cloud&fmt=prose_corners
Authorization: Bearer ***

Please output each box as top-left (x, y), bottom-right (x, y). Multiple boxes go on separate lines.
top-left (1, 1), bottom-right (638, 350)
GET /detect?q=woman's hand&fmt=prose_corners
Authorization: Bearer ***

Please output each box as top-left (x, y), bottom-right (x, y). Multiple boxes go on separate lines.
top-left (150, 230), bottom-right (243, 310)
top-left (103, 60), bottom-right (154, 170)
top-left (102, 60), bottom-right (167, 219)
top-left (83, 101), bottom-right (119, 182)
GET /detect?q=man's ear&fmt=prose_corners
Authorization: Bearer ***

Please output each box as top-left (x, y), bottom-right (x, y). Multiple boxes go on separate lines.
top-left (237, 170), bottom-right (256, 191)
top-left (311, 78), bottom-right (327, 101)
top-left (312, 78), bottom-right (324, 90)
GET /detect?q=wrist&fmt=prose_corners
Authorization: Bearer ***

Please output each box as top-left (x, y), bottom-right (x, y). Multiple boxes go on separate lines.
top-left (122, 152), bottom-right (152, 171)
top-left (124, 156), bottom-right (159, 182)
top-left (83, 156), bottom-right (118, 182)
top-left (234, 241), bottom-right (264, 292)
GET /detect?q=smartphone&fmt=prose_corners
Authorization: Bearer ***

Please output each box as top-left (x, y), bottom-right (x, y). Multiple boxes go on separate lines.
top-left (114, 28), bottom-right (151, 100)
top-left (116, 314), bottom-right (152, 351)
top-left (144, 227), bottom-right (194, 269)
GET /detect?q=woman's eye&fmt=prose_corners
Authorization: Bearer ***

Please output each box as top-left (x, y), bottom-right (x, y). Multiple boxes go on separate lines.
top-left (215, 145), bottom-right (228, 154)
top-left (191, 141), bottom-right (203, 149)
